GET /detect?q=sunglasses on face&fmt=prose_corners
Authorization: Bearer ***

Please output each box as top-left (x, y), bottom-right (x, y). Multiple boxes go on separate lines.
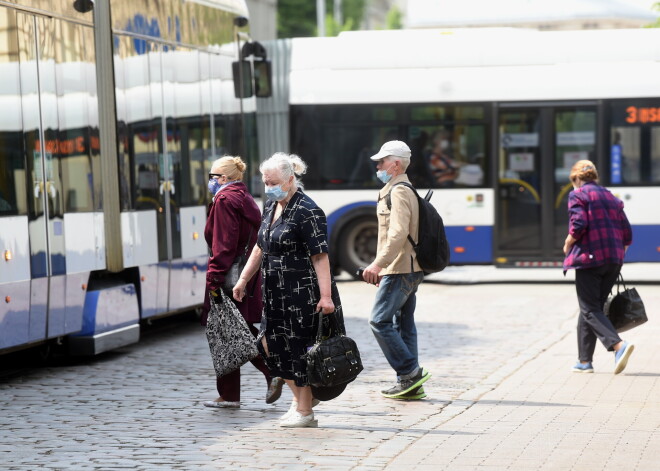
top-left (208, 173), bottom-right (224, 180)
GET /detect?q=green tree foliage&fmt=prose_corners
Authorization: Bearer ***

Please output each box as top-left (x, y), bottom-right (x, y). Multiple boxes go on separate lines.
top-left (386, 5), bottom-right (403, 30)
top-left (645, 2), bottom-right (660, 27)
top-left (278, 0), bottom-right (366, 38)
top-left (277, 0), bottom-right (317, 38)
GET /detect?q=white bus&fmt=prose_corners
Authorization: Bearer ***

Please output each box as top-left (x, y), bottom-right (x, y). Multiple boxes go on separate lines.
top-left (263, 28), bottom-right (660, 276)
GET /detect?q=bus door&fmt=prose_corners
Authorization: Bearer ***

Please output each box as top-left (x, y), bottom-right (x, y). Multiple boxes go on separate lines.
top-left (496, 105), bottom-right (598, 264)
top-left (17, 13), bottom-right (101, 340)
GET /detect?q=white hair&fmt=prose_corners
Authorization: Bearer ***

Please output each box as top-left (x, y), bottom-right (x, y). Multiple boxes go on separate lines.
top-left (259, 152), bottom-right (308, 189)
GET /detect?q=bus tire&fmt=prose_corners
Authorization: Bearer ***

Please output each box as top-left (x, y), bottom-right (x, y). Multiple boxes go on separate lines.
top-left (337, 216), bottom-right (379, 279)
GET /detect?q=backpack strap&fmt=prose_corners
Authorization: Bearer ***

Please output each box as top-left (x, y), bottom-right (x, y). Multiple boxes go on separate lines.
top-left (385, 182), bottom-right (418, 248)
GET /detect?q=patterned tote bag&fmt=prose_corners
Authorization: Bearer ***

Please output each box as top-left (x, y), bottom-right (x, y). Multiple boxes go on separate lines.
top-left (205, 289), bottom-right (259, 378)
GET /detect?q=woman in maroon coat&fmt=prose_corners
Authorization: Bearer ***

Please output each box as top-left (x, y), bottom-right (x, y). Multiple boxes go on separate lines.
top-left (202, 156), bottom-right (284, 408)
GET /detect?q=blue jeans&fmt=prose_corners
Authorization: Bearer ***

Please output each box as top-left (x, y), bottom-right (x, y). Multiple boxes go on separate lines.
top-left (369, 272), bottom-right (425, 378)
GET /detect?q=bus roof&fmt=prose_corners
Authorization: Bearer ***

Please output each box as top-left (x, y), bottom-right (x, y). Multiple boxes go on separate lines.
top-left (289, 28), bottom-right (660, 104)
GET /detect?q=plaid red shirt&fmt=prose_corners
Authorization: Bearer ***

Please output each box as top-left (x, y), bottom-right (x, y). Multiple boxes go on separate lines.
top-left (563, 182), bottom-right (632, 271)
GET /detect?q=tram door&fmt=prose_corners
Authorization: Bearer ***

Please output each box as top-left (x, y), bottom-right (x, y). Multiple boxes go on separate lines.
top-left (496, 106), bottom-right (597, 263)
top-left (16, 13), bottom-right (101, 339)
top-left (126, 42), bottom-right (206, 314)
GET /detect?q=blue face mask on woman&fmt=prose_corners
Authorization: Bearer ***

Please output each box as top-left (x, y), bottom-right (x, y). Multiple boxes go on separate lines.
top-left (208, 178), bottom-right (221, 195)
top-left (265, 184), bottom-right (288, 201)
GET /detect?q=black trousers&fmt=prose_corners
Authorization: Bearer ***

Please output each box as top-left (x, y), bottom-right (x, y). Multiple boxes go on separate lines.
top-left (574, 263), bottom-right (622, 362)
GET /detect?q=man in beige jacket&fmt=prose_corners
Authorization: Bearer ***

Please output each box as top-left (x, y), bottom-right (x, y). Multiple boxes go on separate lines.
top-left (361, 140), bottom-right (431, 399)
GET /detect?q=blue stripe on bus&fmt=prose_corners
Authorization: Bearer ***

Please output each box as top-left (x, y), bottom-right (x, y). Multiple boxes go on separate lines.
top-left (625, 225), bottom-right (660, 263)
top-left (445, 226), bottom-right (493, 264)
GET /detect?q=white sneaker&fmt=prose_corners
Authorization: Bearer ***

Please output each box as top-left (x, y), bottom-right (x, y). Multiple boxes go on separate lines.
top-left (279, 411), bottom-right (318, 428)
top-left (280, 402), bottom-right (298, 422)
top-left (279, 399), bottom-right (321, 422)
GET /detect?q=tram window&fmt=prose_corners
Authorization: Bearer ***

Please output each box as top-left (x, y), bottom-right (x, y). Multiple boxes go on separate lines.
top-left (0, 11), bottom-right (26, 216)
top-left (0, 150), bottom-right (26, 216)
top-left (50, 20), bottom-right (98, 213)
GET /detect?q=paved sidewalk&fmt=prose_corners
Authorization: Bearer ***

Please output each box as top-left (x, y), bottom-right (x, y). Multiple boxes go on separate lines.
top-left (1, 280), bottom-right (658, 470)
top-left (388, 287), bottom-right (660, 471)
top-left (424, 263), bottom-right (659, 285)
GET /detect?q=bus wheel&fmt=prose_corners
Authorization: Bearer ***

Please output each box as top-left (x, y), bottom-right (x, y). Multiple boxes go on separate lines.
top-left (338, 217), bottom-right (378, 279)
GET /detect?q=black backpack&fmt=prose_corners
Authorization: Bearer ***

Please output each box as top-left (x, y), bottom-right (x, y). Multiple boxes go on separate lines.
top-left (386, 182), bottom-right (450, 273)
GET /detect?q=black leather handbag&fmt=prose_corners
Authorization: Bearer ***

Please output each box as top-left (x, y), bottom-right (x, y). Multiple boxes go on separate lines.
top-left (604, 274), bottom-right (648, 333)
top-left (305, 311), bottom-right (363, 388)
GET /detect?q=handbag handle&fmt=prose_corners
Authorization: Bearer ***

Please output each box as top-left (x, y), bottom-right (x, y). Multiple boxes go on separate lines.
top-left (615, 272), bottom-right (627, 295)
top-left (241, 226), bottom-right (254, 258)
top-left (314, 309), bottom-right (345, 342)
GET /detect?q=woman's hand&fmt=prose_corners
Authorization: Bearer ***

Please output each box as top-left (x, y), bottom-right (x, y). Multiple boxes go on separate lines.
top-left (233, 278), bottom-right (247, 302)
top-left (316, 296), bottom-right (335, 315)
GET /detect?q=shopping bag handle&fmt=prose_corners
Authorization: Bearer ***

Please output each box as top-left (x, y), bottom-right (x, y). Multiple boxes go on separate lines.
top-left (614, 273), bottom-right (627, 294)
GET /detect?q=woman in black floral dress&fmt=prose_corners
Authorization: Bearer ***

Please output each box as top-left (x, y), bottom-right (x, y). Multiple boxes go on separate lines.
top-left (233, 153), bottom-right (343, 428)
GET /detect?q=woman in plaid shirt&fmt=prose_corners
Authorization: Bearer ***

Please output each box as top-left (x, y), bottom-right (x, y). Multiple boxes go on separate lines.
top-left (563, 160), bottom-right (634, 375)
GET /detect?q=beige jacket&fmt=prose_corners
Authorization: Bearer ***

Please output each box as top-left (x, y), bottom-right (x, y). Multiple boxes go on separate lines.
top-left (374, 173), bottom-right (422, 275)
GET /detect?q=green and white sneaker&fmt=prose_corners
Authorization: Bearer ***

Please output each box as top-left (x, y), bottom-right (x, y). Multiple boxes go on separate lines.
top-left (381, 368), bottom-right (431, 398)
top-left (392, 386), bottom-right (427, 400)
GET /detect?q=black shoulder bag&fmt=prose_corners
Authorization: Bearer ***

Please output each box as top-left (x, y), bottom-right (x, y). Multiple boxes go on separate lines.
top-left (304, 311), bottom-right (363, 388)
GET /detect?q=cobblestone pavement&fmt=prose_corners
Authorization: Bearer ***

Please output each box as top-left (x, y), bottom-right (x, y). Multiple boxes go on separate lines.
top-left (1, 281), bottom-right (657, 470)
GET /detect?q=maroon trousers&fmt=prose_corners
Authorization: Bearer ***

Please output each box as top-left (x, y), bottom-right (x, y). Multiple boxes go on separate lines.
top-left (217, 323), bottom-right (271, 402)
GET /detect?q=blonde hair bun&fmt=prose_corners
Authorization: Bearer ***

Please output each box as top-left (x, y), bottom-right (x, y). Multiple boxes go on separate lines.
top-left (211, 155), bottom-right (246, 181)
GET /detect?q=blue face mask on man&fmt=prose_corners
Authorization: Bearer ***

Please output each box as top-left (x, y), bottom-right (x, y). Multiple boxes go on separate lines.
top-left (376, 161), bottom-right (396, 184)
top-left (265, 184), bottom-right (288, 201)
top-left (376, 169), bottom-right (392, 184)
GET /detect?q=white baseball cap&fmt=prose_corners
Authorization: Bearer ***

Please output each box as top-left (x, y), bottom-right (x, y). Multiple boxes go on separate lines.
top-left (370, 140), bottom-right (411, 161)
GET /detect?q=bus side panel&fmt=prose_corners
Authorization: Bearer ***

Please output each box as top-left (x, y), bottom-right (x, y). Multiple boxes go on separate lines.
top-left (0, 216), bottom-right (32, 350)
top-left (64, 213), bottom-right (106, 274)
top-left (69, 283), bottom-right (140, 355)
top-left (168, 257), bottom-right (206, 312)
top-left (625, 225), bottom-right (660, 263)
top-left (0, 216), bottom-right (30, 284)
top-left (445, 226), bottom-right (493, 264)
top-left (47, 275), bottom-right (67, 339)
top-left (29, 278), bottom-right (47, 343)
top-left (179, 206), bottom-right (207, 259)
top-left (121, 210), bottom-right (159, 268)
top-left (139, 263), bottom-right (160, 318)
top-left (64, 272), bottom-right (88, 335)
top-left (0, 280), bottom-right (30, 350)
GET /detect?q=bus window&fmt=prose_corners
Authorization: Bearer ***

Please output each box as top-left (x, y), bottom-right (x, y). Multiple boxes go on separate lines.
top-left (409, 124), bottom-right (486, 188)
top-left (411, 105), bottom-right (484, 121)
top-left (320, 125), bottom-right (398, 190)
top-left (653, 127), bottom-right (660, 182)
top-left (610, 101), bottom-right (660, 185)
top-left (611, 127), bottom-right (641, 184)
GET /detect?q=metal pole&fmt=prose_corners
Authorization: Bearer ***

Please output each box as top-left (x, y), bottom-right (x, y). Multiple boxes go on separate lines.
top-left (334, 0), bottom-right (342, 26)
top-left (236, 30), bottom-right (246, 159)
top-left (317, 0), bottom-right (326, 37)
top-left (93, 0), bottom-right (123, 272)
